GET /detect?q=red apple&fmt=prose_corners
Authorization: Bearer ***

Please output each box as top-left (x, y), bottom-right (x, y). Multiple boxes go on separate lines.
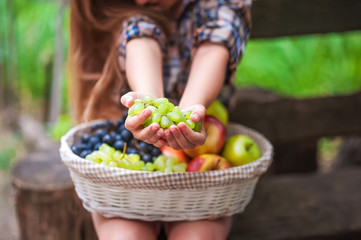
top-left (186, 154), bottom-right (231, 172)
top-left (184, 115), bottom-right (226, 158)
top-left (160, 146), bottom-right (190, 164)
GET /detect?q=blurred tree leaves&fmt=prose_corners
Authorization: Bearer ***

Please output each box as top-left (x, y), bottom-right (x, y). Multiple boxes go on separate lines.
top-left (236, 32), bottom-right (361, 97)
top-left (1, 0), bottom-right (361, 119)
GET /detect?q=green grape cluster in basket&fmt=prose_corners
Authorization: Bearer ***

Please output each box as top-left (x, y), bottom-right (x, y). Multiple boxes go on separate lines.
top-left (128, 95), bottom-right (202, 131)
top-left (85, 143), bottom-right (187, 172)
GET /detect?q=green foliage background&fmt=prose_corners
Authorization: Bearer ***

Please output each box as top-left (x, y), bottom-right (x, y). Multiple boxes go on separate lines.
top-left (236, 32), bottom-right (361, 97)
top-left (2, 0), bottom-right (360, 106)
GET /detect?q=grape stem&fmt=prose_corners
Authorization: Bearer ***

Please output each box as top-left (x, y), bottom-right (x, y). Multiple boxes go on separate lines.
top-left (122, 143), bottom-right (127, 158)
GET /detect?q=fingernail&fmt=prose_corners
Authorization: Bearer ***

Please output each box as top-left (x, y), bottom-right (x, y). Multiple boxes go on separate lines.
top-left (192, 113), bottom-right (199, 122)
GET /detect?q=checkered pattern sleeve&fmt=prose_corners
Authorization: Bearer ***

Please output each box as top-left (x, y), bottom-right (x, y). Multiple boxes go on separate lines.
top-left (194, 1), bottom-right (252, 75)
top-left (117, 15), bottom-right (167, 71)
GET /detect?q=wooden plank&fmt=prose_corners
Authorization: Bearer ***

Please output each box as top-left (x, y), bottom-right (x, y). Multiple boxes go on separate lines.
top-left (251, 0), bottom-right (361, 38)
top-left (229, 167), bottom-right (361, 239)
top-left (271, 140), bottom-right (318, 174)
top-left (229, 89), bottom-right (361, 143)
top-left (44, 0), bottom-right (361, 38)
top-left (335, 135), bottom-right (361, 168)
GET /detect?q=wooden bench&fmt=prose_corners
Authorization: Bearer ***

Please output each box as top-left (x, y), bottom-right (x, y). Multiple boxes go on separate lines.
top-left (11, 0), bottom-right (361, 239)
top-left (229, 166), bottom-right (361, 240)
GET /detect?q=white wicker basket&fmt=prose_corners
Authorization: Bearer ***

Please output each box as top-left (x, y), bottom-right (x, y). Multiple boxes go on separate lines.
top-left (60, 122), bottom-right (273, 222)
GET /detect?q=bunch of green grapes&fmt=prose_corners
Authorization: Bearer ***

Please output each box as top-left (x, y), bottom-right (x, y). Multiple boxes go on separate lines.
top-left (128, 95), bottom-right (202, 131)
top-left (85, 143), bottom-right (187, 172)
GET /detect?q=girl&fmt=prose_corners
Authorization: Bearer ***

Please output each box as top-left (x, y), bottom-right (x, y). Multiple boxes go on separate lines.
top-left (68, 0), bottom-right (252, 239)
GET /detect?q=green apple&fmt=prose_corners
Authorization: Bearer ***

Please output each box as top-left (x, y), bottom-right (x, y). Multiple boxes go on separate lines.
top-left (221, 134), bottom-right (261, 166)
top-left (206, 100), bottom-right (228, 126)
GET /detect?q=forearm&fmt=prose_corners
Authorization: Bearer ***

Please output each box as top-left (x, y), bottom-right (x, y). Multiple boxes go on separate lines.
top-left (179, 42), bottom-right (229, 109)
top-left (125, 38), bottom-right (164, 98)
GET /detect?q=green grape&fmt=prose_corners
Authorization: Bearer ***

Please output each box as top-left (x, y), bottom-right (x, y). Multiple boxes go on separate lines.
top-left (164, 157), bottom-right (177, 172)
top-left (166, 157), bottom-right (177, 168)
top-left (153, 97), bottom-right (169, 107)
top-left (134, 99), bottom-right (145, 105)
top-left (131, 161), bottom-right (145, 170)
top-left (157, 103), bottom-right (169, 115)
top-left (142, 116), bottom-right (153, 127)
top-left (160, 116), bottom-right (174, 129)
top-left (112, 150), bottom-right (123, 161)
top-left (128, 103), bottom-right (145, 116)
top-left (152, 112), bottom-right (162, 124)
top-left (184, 110), bottom-right (192, 118)
top-left (167, 112), bottom-right (182, 123)
top-left (86, 153), bottom-right (101, 163)
top-left (99, 143), bottom-right (115, 156)
top-left (128, 154), bottom-right (141, 162)
top-left (145, 162), bottom-right (155, 171)
top-left (193, 121), bottom-right (202, 132)
top-left (118, 159), bottom-right (131, 169)
top-left (173, 163), bottom-right (187, 172)
top-left (167, 102), bottom-right (175, 112)
top-left (173, 106), bottom-right (182, 115)
top-left (185, 119), bottom-right (195, 129)
top-left (108, 161), bottom-right (117, 167)
top-left (98, 151), bottom-right (112, 163)
top-left (144, 95), bottom-right (154, 105)
top-left (154, 155), bottom-right (166, 172)
top-left (178, 113), bottom-right (187, 123)
top-left (147, 106), bottom-right (157, 115)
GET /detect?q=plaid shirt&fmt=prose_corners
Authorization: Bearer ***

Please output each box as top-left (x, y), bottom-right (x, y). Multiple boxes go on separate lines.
top-left (118, 0), bottom-right (252, 104)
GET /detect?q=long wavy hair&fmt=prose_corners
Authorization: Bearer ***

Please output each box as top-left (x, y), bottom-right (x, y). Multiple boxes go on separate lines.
top-left (68, 0), bottom-right (170, 123)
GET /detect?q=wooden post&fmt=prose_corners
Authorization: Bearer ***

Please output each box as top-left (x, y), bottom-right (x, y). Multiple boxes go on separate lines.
top-left (11, 142), bottom-right (97, 240)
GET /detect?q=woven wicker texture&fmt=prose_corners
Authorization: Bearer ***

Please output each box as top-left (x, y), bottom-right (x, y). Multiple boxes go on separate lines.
top-left (60, 122), bottom-right (273, 221)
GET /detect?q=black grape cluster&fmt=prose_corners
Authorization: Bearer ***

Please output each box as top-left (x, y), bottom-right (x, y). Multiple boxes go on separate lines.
top-left (71, 111), bottom-right (161, 162)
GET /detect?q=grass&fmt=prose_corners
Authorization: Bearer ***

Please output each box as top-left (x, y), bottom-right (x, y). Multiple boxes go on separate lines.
top-left (236, 31), bottom-right (361, 97)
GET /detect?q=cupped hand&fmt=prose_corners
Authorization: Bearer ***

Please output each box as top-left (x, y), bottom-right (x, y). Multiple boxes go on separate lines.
top-left (163, 104), bottom-right (207, 150)
top-left (120, 92), bottom-right (166, 148)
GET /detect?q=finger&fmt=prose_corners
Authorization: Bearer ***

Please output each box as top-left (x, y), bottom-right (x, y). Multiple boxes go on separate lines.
top-left (169, 125), bottom-right (197, 150)
top-left (164, 128), bottom-right (182, 150)
top-left (134, 123), bottom-right (161, 143)
top-left (120, 92), bottom-right (146, 108)
top-left (120, 93), bottom-right (135, 108)
top-left (178, 122), bottom-right (206, 147)
top-left (156, 128), bottom-right (165, 139)
top-left (154, 138), bottom-right (167, 148)
top-left (125, 108), bottom-right (152, 130)
top-left (190, 105), bottom-right (206, 123)
top-left (144, 124), bottom-right (164, 144)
